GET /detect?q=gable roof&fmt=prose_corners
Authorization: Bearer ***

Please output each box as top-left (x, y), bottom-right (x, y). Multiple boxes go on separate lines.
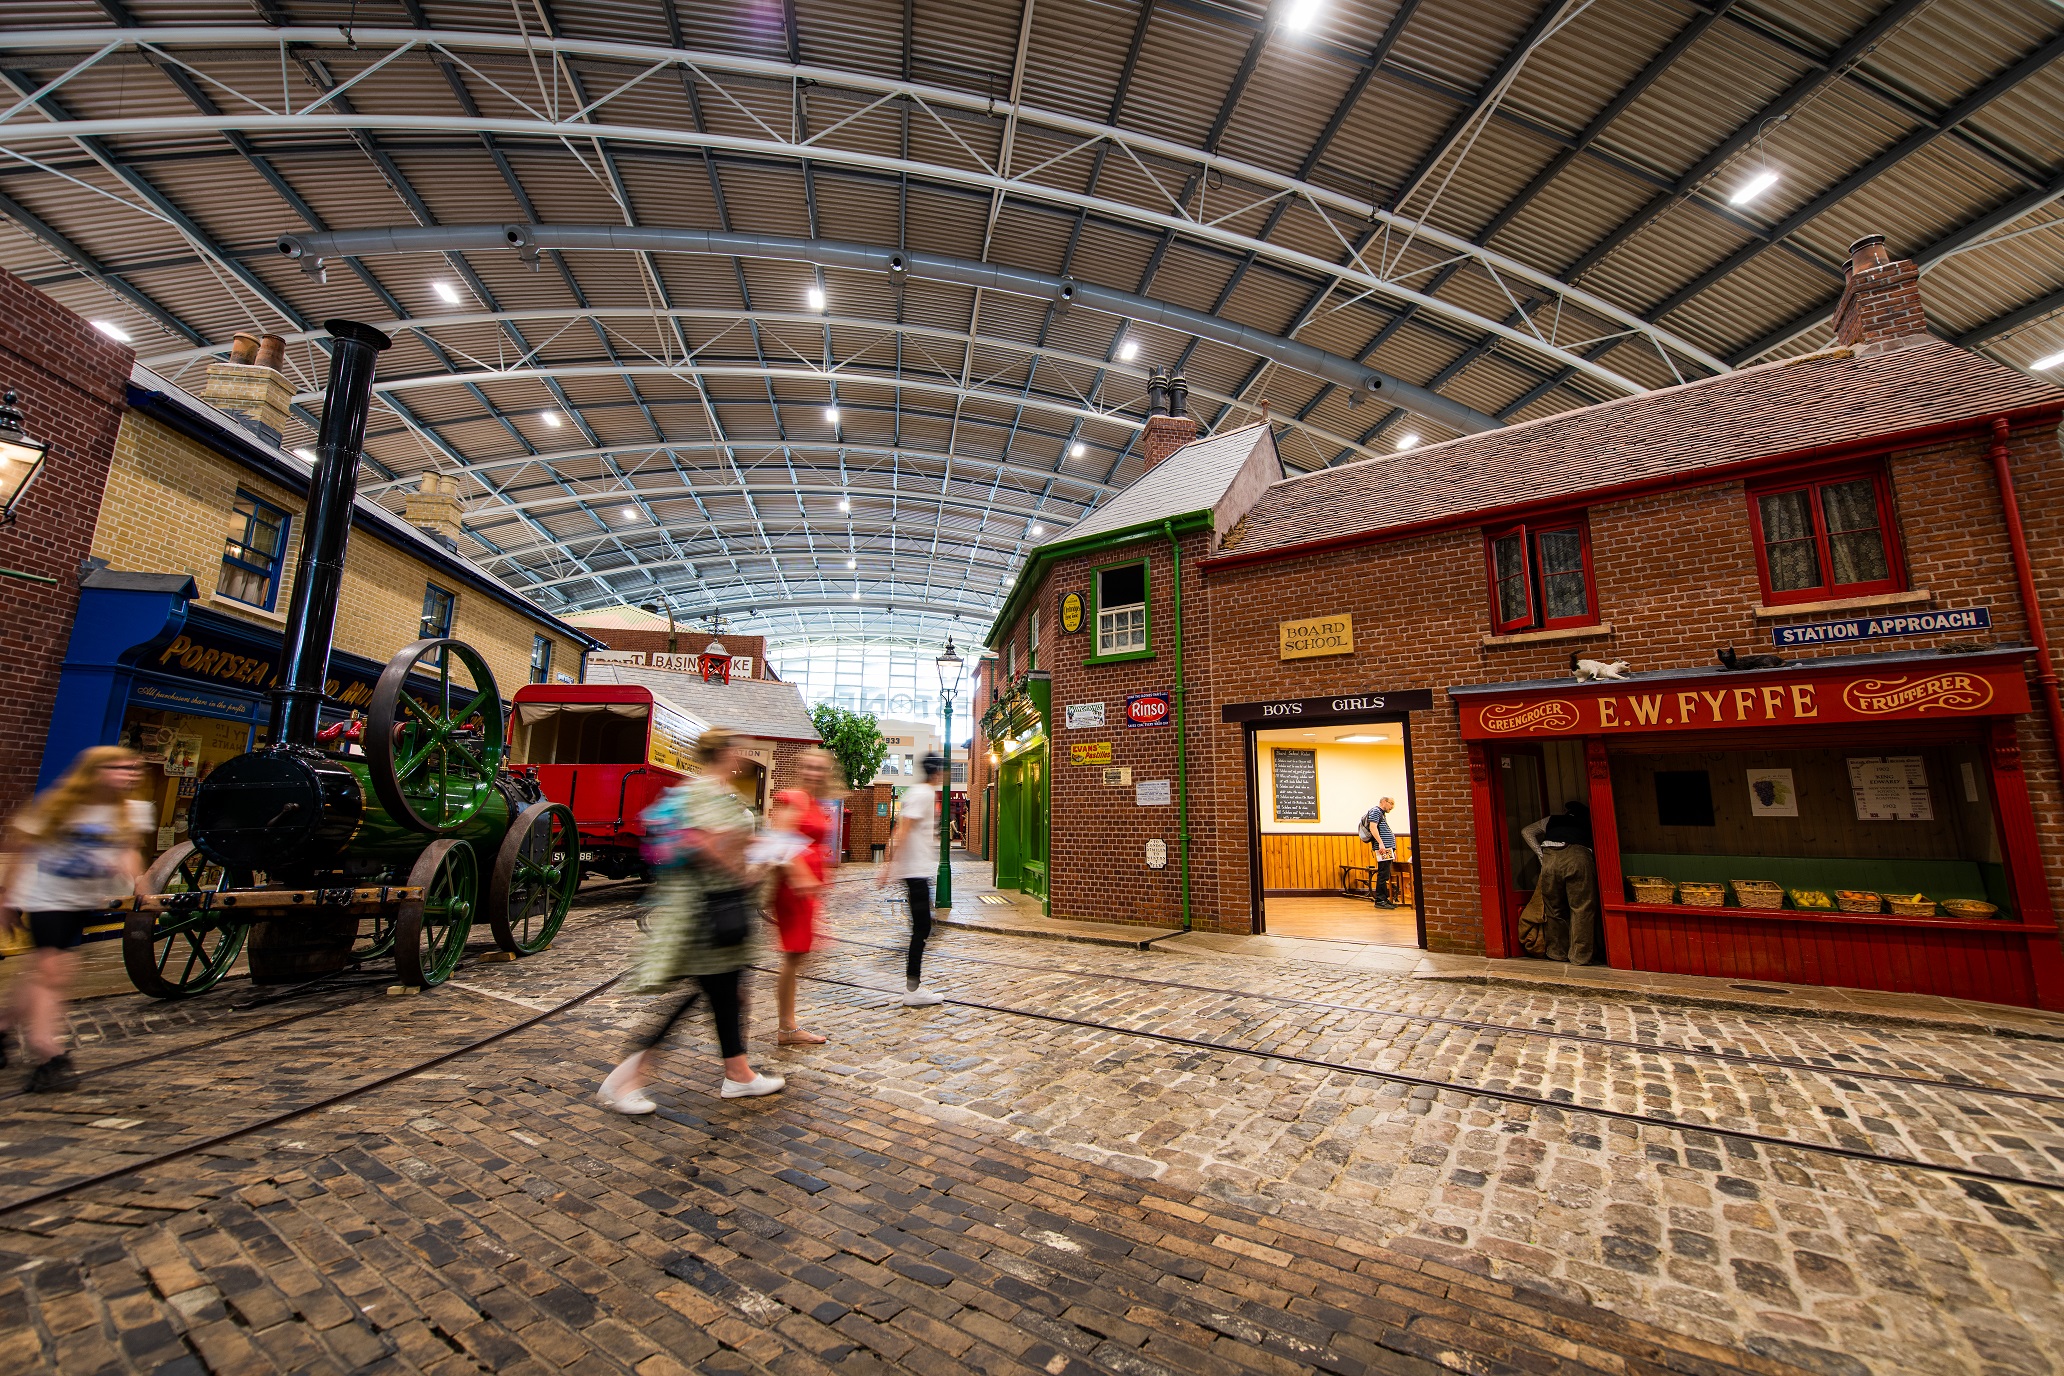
top-left (1215, 338), bottom-right (2064, 565)
top-left (584, 661), bottom-right (819, 742)
top-left (1050, 422), bottom-right (1278, 547)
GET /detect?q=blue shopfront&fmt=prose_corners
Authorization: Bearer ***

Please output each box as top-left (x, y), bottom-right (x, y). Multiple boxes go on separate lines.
top-left (43, 568), bottom-right (393, 859)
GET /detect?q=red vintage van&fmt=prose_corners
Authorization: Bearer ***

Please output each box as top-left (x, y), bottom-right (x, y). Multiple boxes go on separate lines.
top-left (510, 683), bottom-right (702, 880)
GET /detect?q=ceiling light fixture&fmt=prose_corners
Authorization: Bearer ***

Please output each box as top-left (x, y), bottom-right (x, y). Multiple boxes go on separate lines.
top-left (294, 447), bottom-right (317, 462)
top-left (846, 557), bottom-right (856, 569)
top-left (620, 506), bottom-right (639, 522)
top-left (838, 496), bottom-right (851, 512)
top-left (541, 411), bottom-right (562, 428)
top-left (433, 281), bottom-right (461, 305)
top-left (851, 590), bottom-right (861, 600)
top-left (1070, 441), bottom-right (1086, 458)
top-left (1117, 338), bottom-right (1140, 361)
top-left (1394, 432), bottom-right (1421, 451)
top-left (92, 320), bottom-right (132, 344)
top-left (807, 286), bottom-right (826, 310)
top-left (1728, 169), bottom-right (1780, 206)
top-left (1030, 523), bottom-right (1044, 536)
top-left (1282, 0), bottom-right (1323, 30)
top-left (1336, 733), bottom-right (1387, 743)
top-left (824, 406), bottom-right (841, 425)
top-left (2033, 349), bottom-right (2064, 371)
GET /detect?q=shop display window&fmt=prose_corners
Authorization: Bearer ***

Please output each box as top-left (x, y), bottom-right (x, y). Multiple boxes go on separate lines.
top-left (1746, 468), bottom-right (1902, 605)
top-left (218, 491), bottom-right (290, 611)
top-left (1090, 559), bottom-right (1150, 661)
top-left (1484, 516), bottom-right (1593, 633)
top-left (1612, 741), bottom-right (2009, 918)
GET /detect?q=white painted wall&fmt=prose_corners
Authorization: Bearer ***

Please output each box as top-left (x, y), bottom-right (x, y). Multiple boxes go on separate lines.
top-left (1254, 733), bottom-right (1411, 835)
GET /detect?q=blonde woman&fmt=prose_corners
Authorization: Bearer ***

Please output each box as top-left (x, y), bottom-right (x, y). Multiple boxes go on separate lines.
top-left (1, 747), bottom-right (151, 1091)
top-left (768, 748), bottom-right (838, 1045)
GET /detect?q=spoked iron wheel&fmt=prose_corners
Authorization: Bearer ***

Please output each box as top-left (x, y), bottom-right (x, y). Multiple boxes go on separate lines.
top-left (394, 839), bottom-right (478, 987)
top-left (123, 843), bottom-right (251, 999)
top-left (487, 802), bottom-right (577, 955)
top-left (365, 637), bottom-right (505, 836)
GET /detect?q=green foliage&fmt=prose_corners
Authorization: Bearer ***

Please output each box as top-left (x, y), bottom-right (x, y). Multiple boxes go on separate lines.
top-left (810, 702), bottom-right (890, 791)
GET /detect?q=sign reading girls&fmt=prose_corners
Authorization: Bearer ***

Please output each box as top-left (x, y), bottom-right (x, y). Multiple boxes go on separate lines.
top-left (1456, 653), bottom-right (2032, 741)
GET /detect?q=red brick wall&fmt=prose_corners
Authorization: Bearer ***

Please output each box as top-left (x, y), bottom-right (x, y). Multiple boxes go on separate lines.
top-left (840, 783), bottom-right (899, 861)
top-left (1016, 421), bottom-right (2064, 951)
top-left (965, 664), bottom-right (995, 859)
top-left (0, 266), bottom-right (133, 817)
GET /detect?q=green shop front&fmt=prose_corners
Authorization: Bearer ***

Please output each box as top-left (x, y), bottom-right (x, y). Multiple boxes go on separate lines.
top-left (981, 670), bottom-right (1051, 907)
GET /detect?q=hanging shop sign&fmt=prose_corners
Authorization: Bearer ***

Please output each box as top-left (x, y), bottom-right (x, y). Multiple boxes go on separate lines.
top-left (1772, 606), bottom-right (1990, 649)
top-left (1126, 692), bottom-right (1172, 727)
top-left (1221, 689), bottom-right (1434, 724)
top-left (1065, 701), bottom-right (1106, 729)
top-left (1070, 741), bottom-right (1113, 765)
top-left (1059, 591), bottom-right (1086, 634)
top-left (1455, 653), bottom-right (2032, 741)
top-left (1279, 613), bottom-right (1355, 660)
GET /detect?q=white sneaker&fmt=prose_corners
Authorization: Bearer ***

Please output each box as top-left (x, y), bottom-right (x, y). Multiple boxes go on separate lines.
top-left (598, 1084), bottom-right (657, 1115)
top-left (901, 988), bottom-right (945, 1007)
top-left (719, 1073), bottom-right (785, 1099)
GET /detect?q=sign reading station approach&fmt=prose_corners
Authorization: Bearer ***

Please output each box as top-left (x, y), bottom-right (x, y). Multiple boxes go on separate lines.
top-left (1279, 614), bottom-right (1355, 660)
top-left (1456, 657), bottom-right (2031, 740)
top-left (1773, 606), bottom-right (1990, 648)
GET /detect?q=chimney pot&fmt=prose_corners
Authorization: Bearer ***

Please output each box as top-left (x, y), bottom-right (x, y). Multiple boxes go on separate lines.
top-left (230, 332), bottom-right (261, 365)
top-left (1168, 373), bottom-right (1189, 419)
top-left (254, 334), bottom-right (287, 372)
top-left (1146, 370), bottom-right (1170, 418)
top-left (1848, 234), bottom-right (1890, 273)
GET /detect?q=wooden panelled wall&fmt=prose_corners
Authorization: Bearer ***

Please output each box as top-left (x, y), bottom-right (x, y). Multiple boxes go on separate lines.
top-left (1262, 833), bottom-right (1413, 892)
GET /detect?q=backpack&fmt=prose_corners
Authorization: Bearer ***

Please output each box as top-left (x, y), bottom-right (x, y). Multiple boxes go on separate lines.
top-left (1357, 810), bottom-right (1376, 843)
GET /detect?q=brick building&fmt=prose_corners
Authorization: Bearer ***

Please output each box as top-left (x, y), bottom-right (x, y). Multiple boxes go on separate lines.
top-left (984, 236), bottom-right (2064, 1008)
top-left (40, 341), bottom-right (597, 862)
top-left (0, 266), bottom-right (133, 822)
top-left (564, 605), bottom-right (773, 680)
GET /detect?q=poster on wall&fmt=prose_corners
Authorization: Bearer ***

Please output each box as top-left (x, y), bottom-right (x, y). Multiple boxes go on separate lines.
top-left (164, 735), bottom-right (202, 778)
top-left (1136, 778), bottom-right (1171, 806)
top-left (1065, 701), bottom-right (1105, 729)
top-left (1746, 768), bottom-right (1798, 817)
top-left (1847, 756), bottom-right (1933, 821)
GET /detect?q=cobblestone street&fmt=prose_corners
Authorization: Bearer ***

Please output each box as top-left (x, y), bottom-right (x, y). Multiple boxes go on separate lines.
top-left (7, 872), bottom-right (2064, 1376)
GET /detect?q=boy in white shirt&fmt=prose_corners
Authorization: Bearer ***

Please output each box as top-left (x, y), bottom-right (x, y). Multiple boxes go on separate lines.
top-left (877, 754), bottom-right (945, 1006)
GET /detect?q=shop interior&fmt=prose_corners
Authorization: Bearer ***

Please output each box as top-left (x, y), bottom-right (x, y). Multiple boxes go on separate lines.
top-left (1253, 723), bottom-right (1416, 944)
top-left (120, 708), bottom-right (255, 866)
top-left (1609, 738), bottom-right (2008, 915)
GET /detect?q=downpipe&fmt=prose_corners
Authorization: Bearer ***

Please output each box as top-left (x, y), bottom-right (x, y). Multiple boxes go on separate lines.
top-left (1991, 416), bottom-right (2064, 781)
top-left (1164, 519), bottom-right (1192, 931)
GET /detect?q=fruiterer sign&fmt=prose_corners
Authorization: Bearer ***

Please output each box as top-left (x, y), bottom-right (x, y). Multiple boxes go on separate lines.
top-left (1126, 692), bottom-right (1172, 727)
top-left (1456, 659), bottom-right (2031, 740)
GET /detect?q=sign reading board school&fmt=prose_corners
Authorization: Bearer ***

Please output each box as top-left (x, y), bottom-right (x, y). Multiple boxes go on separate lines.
top-left (1455, 654), bottom-right (2032, 741)
top-left (1279, 614), bottom-right (1354, 660)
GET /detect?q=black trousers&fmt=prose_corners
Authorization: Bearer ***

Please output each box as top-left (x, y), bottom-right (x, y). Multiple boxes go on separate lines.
top-left (1374, 858), bottom-right (1395, 904)
top-left (902, 877), bottom-right (932, 983)
top-left (635, 970), bottom-right (745, 1059)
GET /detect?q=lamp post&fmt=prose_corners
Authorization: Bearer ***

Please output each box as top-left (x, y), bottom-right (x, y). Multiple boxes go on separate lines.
top-left (0, 391), bottom-right (52, 526)
top-left (934, 636), bottom-right (964, 910)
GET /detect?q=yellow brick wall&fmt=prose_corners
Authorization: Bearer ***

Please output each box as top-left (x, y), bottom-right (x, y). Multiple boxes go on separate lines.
top-left (92, 412), bottom-right (583, 696)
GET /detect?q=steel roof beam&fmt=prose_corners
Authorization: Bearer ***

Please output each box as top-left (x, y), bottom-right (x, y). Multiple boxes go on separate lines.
top-left (0, 186), bottom-right (204, 345)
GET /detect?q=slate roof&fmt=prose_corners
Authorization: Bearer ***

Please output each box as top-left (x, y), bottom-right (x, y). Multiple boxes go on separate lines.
top-left (1217, 338), bottom-right (2064, 563)
top-left (1051, 422), bottom-right (1276, 546)
top-left (584, 662), bottom-right (819, 742)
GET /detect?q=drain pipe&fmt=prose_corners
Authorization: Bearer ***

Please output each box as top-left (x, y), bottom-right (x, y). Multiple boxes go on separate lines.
top-left (1991, 417), bottom-right (2064, 777)
top-left (1163, 519), bottom-right (1192, 931)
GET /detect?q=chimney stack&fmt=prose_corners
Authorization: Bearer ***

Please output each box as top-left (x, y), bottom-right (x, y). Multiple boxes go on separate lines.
top-left (202, 331), bottom-right (296, 445)
top-left (1832, 234), bottom-right (1929, 355)
top-left (1140, 369), bottom-right (1199, 474)
top-left (403, 471), bottom-right (465, 545)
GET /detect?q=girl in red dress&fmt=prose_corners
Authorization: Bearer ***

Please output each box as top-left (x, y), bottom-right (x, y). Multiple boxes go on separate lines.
top-left (769, 748), bottom-right (838, 1045)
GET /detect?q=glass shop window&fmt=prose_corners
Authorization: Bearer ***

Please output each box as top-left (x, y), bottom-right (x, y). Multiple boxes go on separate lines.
top-left (218, 491), bottom-right (290, 611)
top-left (1095, 561), bottom-right (1148, 657)
top-left (531, 634), bottom-right (553, 684)
top-left (1749, 470), bottom-right (1901, 605)
top-left (420, 583), bottom-right (456, 639)
top-left (1486, 518), bottom-right (1593, 634)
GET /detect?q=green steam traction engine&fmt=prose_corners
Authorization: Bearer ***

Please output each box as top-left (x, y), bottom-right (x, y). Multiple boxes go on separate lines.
top-left (116, 320), bottom-right (578, 996)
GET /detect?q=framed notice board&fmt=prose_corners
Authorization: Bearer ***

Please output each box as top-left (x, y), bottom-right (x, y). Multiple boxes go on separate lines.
top-left (1272, 748), bottom-right (1319, 822)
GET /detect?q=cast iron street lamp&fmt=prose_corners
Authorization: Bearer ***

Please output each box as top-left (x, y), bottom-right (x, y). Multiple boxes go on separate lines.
top-left (0, 391), bottom-right (51, 525)
top-left (935, 637), bottom-right (964, 909)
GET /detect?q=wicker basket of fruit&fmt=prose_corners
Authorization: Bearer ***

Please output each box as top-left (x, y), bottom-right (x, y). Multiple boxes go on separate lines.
top-left (1678, 881), bottom-right (1725, 908)
top-left (1731, 880), bottom-right (1785, 910)
top-left (1836, 890), bottom-right (1881, 914)
top-left (1886, 893), bottom-right (1937, 917)
top-left (1788, 888), bottom-right (1834, 911)
top-left (1628, 876), bottom-right (1676, 905)
top-left (1940, 898), bottom-right (1999, 921)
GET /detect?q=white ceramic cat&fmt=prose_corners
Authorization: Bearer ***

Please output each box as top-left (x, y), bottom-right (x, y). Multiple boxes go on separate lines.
top-left (1571, 657), bottom-right (1631, 682)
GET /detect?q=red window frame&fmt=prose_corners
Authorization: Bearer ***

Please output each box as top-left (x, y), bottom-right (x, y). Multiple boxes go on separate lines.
top-left (1483, 515), bottom-right (1596, 634)
top-left (1745, 465), bottom-right (1904, 606)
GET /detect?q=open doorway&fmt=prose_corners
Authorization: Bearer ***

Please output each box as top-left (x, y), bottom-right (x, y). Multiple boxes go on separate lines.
top-left (1249, 719), bottom-right (1420, 945)
top-left (1488, 739), bottom-right (1587, 952)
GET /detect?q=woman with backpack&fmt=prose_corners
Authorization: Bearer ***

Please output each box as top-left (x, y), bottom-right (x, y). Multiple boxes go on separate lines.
top-left (598, 728), bottom-right (784, 1113)
top-left (1, 746), bottom-right (152, 1091)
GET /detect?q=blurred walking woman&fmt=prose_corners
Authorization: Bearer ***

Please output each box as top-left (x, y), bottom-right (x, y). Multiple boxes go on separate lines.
top-left (599, 728), bottom-right (784, 1113)
top-left (769, 747), bottom-right (838, 1045)
top-left (1, 747), bottom-right (151, 1091)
